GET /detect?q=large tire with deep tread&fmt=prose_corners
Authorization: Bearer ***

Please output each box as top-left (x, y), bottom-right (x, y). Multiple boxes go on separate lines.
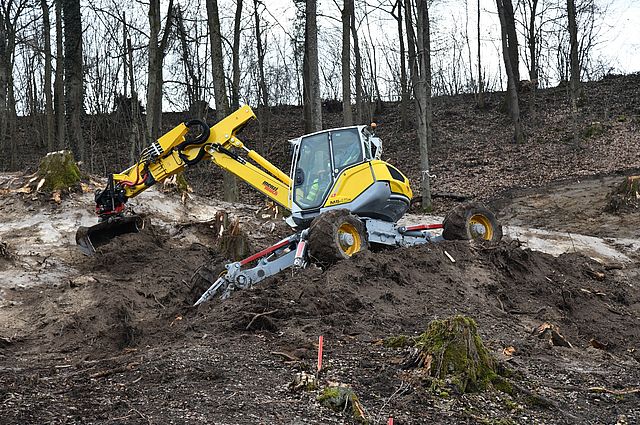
top-left (188, 262), bottom-right (225, 305)
top-left (442, 203), bottom-right (503, 242)
top-left (307, 209), bottom-right (368, 265)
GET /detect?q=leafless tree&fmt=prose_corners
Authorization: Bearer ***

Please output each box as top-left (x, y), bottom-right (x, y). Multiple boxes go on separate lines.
top-left (146, 0), bottom-right (174, 144)
top-left (54, 0), bottom-right (64, 150)
top-left (496, 0), bottom-right (524, 143)
top-left (40, 0), bottom-right (54, 151)
top-left (303, 0), bottom-right (322, 132)
top-left (206, 0), bottom-right (237, 201)
top-left (390, 0), bottom-right (408, 127)
top-left (231, 0), bottom-right (243, 110)
top-left (63, 0), bottom-right (84, 162)
top-left (405, 0), bottom-right (432, 209)
top-left (341, 0), bottom-right (353, 125)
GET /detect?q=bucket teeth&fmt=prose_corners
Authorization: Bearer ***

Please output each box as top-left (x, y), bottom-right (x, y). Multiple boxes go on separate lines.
top-left (75, 215), bottom-right (144, 256)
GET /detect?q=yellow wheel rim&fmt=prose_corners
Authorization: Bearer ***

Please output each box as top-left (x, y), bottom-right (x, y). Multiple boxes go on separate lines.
top-left (337, 223), bottom-right (362, 256)
top-left (469, 214), bottom-right (494, 240)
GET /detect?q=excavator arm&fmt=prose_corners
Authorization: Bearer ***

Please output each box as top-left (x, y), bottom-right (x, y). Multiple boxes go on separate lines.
top-left (78, 106), bottom-right (292, 254)
top-left (95, 105), bottom-right (291, 219)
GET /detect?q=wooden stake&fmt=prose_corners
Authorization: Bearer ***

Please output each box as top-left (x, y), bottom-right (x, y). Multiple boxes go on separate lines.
top-left (317, 335), bottom-right (324, 372)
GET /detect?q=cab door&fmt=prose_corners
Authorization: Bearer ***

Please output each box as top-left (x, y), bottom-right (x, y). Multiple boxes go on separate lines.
top-left (292, 132), bottom-right (333, 210)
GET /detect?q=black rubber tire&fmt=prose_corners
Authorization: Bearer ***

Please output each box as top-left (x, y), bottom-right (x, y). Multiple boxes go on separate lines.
top-left (307, 209), bottom-right (368, 265)
top-left (442, 202), bottom-right (503, 242)
top-left (188, 262), bottom-right (225, 305)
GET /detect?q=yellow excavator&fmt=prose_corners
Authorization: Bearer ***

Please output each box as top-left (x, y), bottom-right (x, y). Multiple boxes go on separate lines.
top-left (76, 105), bottom-right (502, 304)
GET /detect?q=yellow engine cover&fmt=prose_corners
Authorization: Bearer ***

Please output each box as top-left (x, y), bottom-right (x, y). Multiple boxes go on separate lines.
top-left (323, 160), bottom-right (413, 208)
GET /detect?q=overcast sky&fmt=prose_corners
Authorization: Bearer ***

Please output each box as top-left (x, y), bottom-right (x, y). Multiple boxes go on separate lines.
top-left (259, 0), bottom-right (640, 78)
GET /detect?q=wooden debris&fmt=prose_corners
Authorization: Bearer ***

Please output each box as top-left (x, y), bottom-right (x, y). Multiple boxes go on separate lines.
top-left (443, 250), bottom-right (456, 263)
top-left (588, 386), bottom-right (640, 395)
top-left (271, 351), bottom-right (300, 362)
top-left (245, 309), bottom-right (278, 331)
top-left (589, 338), bottom-right (609, 350)
top-left (502, 346), bottom-right (516, 357)
top-left (531, 322), bottom-right (572, 348)
top-left (289, 371), bottom-right (317, 391)
top-left (90, 362), bottom-right (140, 379)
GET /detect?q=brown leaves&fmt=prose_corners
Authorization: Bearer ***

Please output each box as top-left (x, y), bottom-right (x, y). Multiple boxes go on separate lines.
top-left (531, 322), bottom-right (573, 348)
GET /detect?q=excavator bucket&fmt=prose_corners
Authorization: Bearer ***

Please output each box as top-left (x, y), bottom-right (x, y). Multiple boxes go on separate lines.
top-left (75, 215), bottom-right (144, 256)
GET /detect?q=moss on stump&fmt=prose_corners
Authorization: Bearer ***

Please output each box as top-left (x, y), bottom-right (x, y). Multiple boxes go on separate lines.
top-left (318, 385), bottom-right (367, 423)
top-left (403, 315), bottom-right (497, 394)
top-left (37, 150), bottom-right (81, 192)
top-left (606, 176), bottom-right (640, 212)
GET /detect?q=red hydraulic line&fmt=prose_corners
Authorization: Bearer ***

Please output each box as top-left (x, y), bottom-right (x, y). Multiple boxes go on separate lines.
top-left (403, 223), bottom-right (443, 231)
top-left (240, 237), bottom-right (293, 266)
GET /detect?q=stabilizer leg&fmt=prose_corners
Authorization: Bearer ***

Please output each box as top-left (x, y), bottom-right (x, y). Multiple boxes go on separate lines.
top-left (194, 233), bottom-right (301, 306)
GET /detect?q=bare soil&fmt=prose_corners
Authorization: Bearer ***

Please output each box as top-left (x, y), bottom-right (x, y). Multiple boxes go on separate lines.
top-left (1, 75), bottom-right (639, 424)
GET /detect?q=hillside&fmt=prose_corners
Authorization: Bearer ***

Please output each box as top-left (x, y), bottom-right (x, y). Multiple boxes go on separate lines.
top-left (0, 74), bottom-right (639, 424)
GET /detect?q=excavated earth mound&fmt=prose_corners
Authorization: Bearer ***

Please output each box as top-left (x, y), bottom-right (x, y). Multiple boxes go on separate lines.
top-left (1, 226), bottom-right (637, 424)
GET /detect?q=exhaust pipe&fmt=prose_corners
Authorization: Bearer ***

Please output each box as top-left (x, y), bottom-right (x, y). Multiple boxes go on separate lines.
top-left (76, 215), bottom-right (144, 256)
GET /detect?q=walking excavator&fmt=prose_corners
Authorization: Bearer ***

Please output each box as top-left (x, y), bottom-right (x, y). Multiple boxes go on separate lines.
top-left (76, 105), bottom-right (502, 305)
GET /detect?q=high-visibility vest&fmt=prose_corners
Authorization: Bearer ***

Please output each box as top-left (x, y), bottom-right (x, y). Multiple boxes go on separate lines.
top-left (307, 178), bottom-right (320, 200)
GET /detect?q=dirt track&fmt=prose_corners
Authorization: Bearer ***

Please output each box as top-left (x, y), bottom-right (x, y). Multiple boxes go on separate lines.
top-left (0, 172), bottom-right (638, 424)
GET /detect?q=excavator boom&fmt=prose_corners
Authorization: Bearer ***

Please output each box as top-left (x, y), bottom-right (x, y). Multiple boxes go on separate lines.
top-left (77, 106), bottom-right (292, 254)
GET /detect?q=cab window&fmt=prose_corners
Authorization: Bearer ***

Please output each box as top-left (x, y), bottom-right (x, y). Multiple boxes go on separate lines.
top-left (331, 129), bottom-right (363, 172)
top-left (293, 132), bottom-right (333, 209)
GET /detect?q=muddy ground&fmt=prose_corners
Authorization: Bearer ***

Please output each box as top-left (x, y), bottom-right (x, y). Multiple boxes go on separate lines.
top-left (0, 172), bottom-right (638, 424)
top-left (1, 74), bottom-right (639, 424)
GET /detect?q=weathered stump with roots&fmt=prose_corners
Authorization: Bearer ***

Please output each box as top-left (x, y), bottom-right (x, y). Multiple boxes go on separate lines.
top-left (37, 150), bottom-right (81, 192)
top-left (215, 211), bottom-right (250, 261)
top-left (606, 176), bottom-right (640, 213)
top-left (402, 315), bottom-right (498, 394)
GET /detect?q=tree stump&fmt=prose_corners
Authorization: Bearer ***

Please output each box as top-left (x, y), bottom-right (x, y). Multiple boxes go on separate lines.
top-left (403, 315), bottom-right (497, 394)
top-left (215, 211), bottom-right (250, 261)
top-left (317, 385), bottom-right (367, 423)
top-left (37, 150), bottom-right (81, 192)
top-left (606, 176), bottom-right (640, 213)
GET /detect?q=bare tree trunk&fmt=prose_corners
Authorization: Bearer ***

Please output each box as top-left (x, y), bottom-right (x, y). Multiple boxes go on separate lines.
top-left (567, 0), bottom-right (582, 146)
top-left (253, 0), bottom-right (269, 143)
top-left (364, 10), bottom-right (382, 119)
top-left (303, 0), bottom-right (322, 132)
top-left (476, 0), bottom-right (485, 108)
top-left (147, 0), bottom-right (160, 143)
top-left (393, 0), bottom-right (408, 128)
top-left (503, 0), bottom-right (519, 84)
top-left (128, 38), bottom-right (142, 163)
top-left (206, 0), bottom-right (237, 202)
top-left (0, 7), bottom-right (8, 152)
top-left (63, 0), bottom-right (84, 163)
top-left (41, 0), bottom-right (54, 151)
top-left (417, 0), bottom-right (432, 208)
top-left (351, 4), bottom-right (363, 124)
top-left (341, 0), bottom-right (353, 125)
top-left (54, 0), bottom-right (65, 150)
top-left (231, 0), bottom-right (243, 110)
top-left (497, 0), bottom-right (524, 143)
top-left (146, 0), bottom-right (174, 144)
top-left (406, 0), bottom-right (432, 210)
top-left (206, 0), bottom-right (229, 118)
top-left (175, 7), bottom-right (193, 108)
top-left (528, 0), bottom-right (539, 81)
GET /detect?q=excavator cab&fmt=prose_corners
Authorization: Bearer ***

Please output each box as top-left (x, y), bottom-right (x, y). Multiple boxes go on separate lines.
top-left (288, 126), bottom-right (412, 227)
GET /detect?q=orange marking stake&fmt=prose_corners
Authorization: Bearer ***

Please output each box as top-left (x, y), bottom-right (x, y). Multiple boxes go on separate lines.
top-left (388, 417), bottom-right (393, 425)
top-left (317, 335), bottom-right (324, 372)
